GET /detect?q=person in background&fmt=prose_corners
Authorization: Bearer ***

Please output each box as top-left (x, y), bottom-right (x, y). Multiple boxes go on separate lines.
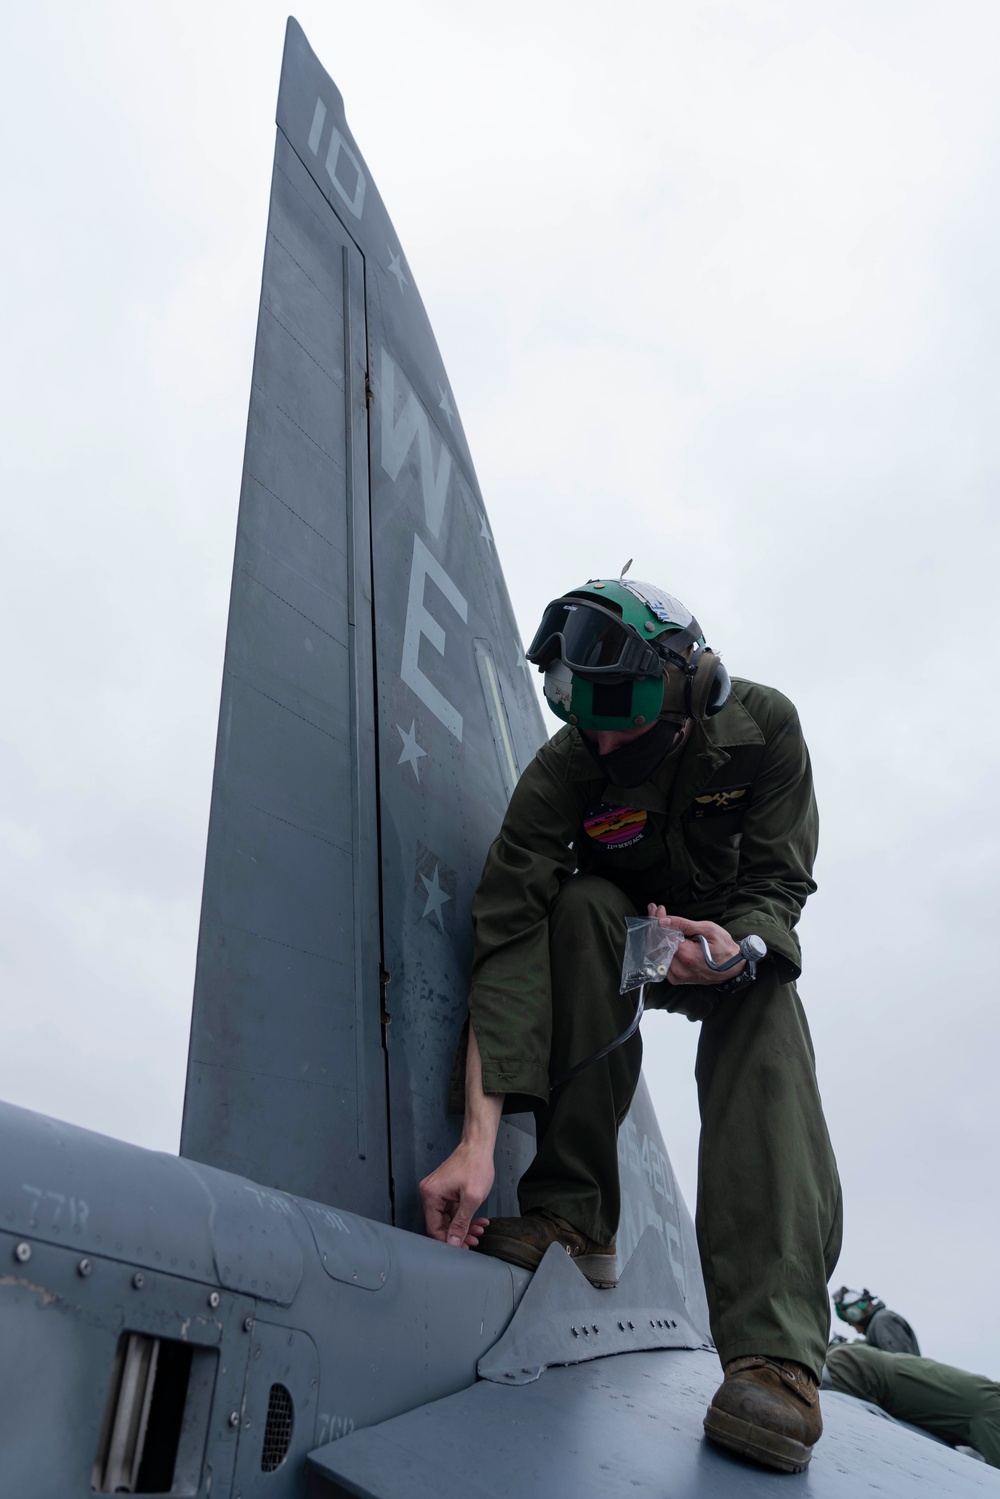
top-left (833, 1287), bottom-right (920, 1356)
top-left (825, 1342), bottom-right (1000, 1468)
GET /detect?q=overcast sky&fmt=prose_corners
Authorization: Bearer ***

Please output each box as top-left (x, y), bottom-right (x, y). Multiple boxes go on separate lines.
top-left (2, 1), bottom-right (999, 1375)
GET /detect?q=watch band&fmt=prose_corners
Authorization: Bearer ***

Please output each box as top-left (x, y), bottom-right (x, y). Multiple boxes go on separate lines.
top-left (714, 964), bottom-right (757, 996)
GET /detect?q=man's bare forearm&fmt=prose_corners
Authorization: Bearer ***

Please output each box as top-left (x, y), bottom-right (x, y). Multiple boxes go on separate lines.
top-left (418, 1021), bottom-right (501, 1245)
top-left (462, 1022), bottom-right (504, 1153)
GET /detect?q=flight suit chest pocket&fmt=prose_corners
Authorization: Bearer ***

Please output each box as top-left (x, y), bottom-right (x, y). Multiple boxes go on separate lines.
top-left (675, 808), bottom-right (745, 899)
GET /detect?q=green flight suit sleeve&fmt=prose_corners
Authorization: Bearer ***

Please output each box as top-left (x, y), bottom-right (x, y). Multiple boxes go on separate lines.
top-left (717, 700), bottom-right (818, 984)
top-left (865, 1308), bottom-right (921, 1356)
top-left (467, 737), bottom-right (579, 1100)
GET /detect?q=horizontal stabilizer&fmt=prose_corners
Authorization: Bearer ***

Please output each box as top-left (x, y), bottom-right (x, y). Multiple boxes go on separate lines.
top-left (308, 1348), bottom-right (1000, 1498)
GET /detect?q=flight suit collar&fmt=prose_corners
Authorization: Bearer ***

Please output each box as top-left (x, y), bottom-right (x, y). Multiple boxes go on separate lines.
top-left (565, 688), bottom-right (764, 820)
top-left (698, 688), bottom-right (766, 751)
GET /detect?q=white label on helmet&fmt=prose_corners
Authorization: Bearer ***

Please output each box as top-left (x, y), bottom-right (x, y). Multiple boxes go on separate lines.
top-left (621, 580), bottom-right (693, 629)
top-left (544, 661), bottom-right (574, 711)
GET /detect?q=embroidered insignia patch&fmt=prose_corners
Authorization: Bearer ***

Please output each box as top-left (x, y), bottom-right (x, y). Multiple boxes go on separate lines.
top-left (584, 803), bottom-right (648, 848)
top-left (690, 785), bottom-right (752, 820)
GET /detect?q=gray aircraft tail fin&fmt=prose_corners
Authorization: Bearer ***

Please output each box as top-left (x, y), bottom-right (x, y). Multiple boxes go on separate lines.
top-left (180, 19), bottom-right (708, 1331)
top-left (180, 18), bottom-right (540, 1223)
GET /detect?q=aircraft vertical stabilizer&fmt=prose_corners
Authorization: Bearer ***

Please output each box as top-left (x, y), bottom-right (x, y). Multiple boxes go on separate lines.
top-left (181, 20), bottom-right (708, 1335)
top-left (180, 19), bottom-right (548, 1224)
top-left (180, 26), bottom-right (388, 1216)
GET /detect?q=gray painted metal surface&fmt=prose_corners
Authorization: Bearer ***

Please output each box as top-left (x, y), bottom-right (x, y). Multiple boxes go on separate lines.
top-left (177, 13), bottom-right (708, 1324)
top-left (307, 1350), bottom-right (1000, 1498)
top-left (0, 1098), bottom-right (526, 1497)
top-left (1, 17), bottom-right (991, 1499)
top-left (180, 80), bottom-right (387, 1216)
top-left (478, 1231), bottom-right (710, 1387)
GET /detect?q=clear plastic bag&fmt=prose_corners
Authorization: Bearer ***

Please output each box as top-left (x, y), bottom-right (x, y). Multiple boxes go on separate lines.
top-left (620, 917), bottom-right (684, 994)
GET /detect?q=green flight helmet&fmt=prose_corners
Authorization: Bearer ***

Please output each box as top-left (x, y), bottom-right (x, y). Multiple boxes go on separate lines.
top-left (525, 578), bottom-right (731, 732)
top-left (833, 1287), bottom-right (885, 1327)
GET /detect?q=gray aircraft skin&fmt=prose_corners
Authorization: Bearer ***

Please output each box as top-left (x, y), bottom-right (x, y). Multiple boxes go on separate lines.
top-left (1, 18), bottom-right (995, 1498)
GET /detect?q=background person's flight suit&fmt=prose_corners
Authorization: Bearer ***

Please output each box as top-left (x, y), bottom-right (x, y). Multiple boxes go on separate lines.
top-left (452, 677), bottom-right (842, 1381)
top-left (864, 1306), bottom-right (921, 1356)
top-left (826, 1343), bottom-right (1000, 1467)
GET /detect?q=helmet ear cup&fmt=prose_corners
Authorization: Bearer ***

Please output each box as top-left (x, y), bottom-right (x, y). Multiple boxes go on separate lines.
top-left (661, 646), bottom-right (732, 721)
top-left (689, 649), bottom-right (731, 719)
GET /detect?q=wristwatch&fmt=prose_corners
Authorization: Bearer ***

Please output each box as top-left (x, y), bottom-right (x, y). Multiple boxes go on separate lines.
top-left (713, 934), bottom-right (767, 995)
top-left (714, 966), bottom-right (757, 996)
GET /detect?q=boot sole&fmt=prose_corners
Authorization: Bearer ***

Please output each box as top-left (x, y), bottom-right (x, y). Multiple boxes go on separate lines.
top-left (703, 1406), bottom-right (812, 1474)
top-left (475, 1235), bottom-right (618, 1288)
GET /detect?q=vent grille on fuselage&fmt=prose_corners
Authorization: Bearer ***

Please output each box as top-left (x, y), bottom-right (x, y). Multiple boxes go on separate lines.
top-left (261, 1383), bottom-right (294, 1472)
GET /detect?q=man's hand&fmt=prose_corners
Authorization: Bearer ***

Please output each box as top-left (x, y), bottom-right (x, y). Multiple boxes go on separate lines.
top-left (646, 906), bottom-right (745, 986)
top-left (420, 1019), bottom-right (501, 1248)
top-left (419, 1142), bottom-right (494, 1247)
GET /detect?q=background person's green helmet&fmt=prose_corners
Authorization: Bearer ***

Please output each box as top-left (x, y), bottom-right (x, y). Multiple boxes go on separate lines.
top-left (833, 1287), bottom-right (886, 1327)
top-left (525, 578), bottom-right (731, 732)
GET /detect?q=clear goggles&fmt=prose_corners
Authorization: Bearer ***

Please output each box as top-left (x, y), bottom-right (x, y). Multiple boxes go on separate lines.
top-left (526, 599), bottom-right (663, 679)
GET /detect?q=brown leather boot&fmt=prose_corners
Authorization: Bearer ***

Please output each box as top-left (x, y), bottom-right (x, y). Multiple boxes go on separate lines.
top-left (474, 1208), bottom-right (618, 1287)
top-left (703, 1355), bottom-right (822, 1473)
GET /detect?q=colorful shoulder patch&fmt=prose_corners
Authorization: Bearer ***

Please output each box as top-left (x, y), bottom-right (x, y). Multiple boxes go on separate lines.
top-left (690, 784), bottom-right (752, 820)
top-left (583, 802), bottom-right (648, 848)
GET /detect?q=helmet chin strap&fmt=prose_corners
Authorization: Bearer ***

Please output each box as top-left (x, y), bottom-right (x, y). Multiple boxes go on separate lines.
top-left (582, 718), bottom-right (686, 786)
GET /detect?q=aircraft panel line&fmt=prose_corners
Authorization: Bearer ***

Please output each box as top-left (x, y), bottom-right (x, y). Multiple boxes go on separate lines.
top-left (267, 218), bottom-right (347, 316)
top-left (245, 471), bottom-right (346, 553)
top-left (239, 565), bottom-right (348, 645)
top-left (201, 918), bottom-right (353, 969)
top-left (249, 390), bottom-right (347, 473)
top-left (243, 801), bottom-right (354, 855)
top-left (343, 238), bottom-right (371, 1164)
top-left (184, 1057), bottom-right (364, 1092)
top-left (260, 302), bottom-right (346, 391)
top-left (222, 669), bottom-right (349, 744)
top-left (275, 133), bottom-right (366, 265)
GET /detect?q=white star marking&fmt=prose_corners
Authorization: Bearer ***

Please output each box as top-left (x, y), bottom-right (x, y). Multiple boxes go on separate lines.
top-left (480, 514), bottom-right (494, 548)
top-left (437, 384), bottom-right (455, 428)
top-left (420, 863), bottom-right (452, 930)
top-left (516, 648), bottom-right (533, 685)
top-left (396, 720), bottom-right (427, 782)
top-left (387, 245), bottom-right (407, 293)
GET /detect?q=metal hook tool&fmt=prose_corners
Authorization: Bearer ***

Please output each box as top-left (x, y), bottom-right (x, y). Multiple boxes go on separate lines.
top-left (550, 934), bottom-right (767, 1090)
top-left (695, 933), bottom-right (768, 974)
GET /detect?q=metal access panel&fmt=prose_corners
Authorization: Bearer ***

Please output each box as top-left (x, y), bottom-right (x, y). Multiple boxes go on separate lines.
top-left (181, 53), bottom-right (387, 1220)
top-left (231, 1321), bottom-right (321, 1498)
top-left (0, 1227), bottom-right (252, 1499)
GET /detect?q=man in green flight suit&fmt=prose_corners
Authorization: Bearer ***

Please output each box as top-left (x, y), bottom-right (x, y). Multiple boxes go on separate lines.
top-left (419, 577), bottom-right (842, 1474)
top-left (825, 1343), bottom-right (1000, 1468)
top-left (833, 1286), bottom-right (921, 1355)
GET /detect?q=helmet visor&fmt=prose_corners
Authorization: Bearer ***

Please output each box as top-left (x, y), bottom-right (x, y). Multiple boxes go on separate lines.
top-left (834, 1289), bottom-right (868, 1323)
top-left (526, 599), bottom-right (661, 677)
